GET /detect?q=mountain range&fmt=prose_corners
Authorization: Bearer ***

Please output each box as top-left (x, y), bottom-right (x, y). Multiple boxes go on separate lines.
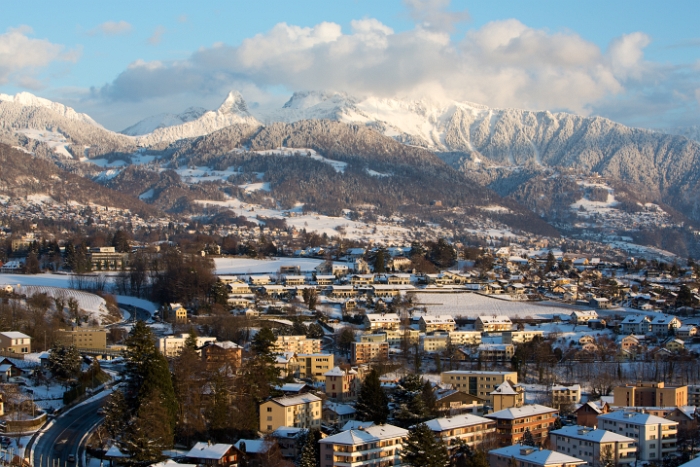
top-left (1, 89), bottom-right (700, 255)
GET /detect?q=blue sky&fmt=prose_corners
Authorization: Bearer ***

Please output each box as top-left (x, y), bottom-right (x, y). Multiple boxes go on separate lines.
top-left (2, 0), bottom-right (700, 131)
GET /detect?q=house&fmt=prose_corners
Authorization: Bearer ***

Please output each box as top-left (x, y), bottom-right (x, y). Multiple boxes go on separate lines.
top-left (248, 275), bottom-right (272, 285)
top-left (613, 381), bottom-right (688, 408)
top-left (441, 371), bottom-right (518, 406)
top-left (156, 334), bottom-right (216, 357)
top-left (323, 402), bottom-right (357, 426)
top-left (490, 380), bottom-right (525, 411)
top-left (315, 274), bottom-right (336, 286)
top-left (0, 332), bottom-right (31, 354)
top-left (485, 404), bottom-right (558, 446)
top-left (233, 439), bottom-right (272, 467)
top-left (259, 393), bottom-right (323, 433)
top-left (422, 334), bottom-right (449, 352)
top-left (477, 343), bottom-right (514, 362)
top-left (282, 275), bottom-right (306, 286)
top-left (168, 303), bottom-right (188, 323)
top-left (550, 426), bottom-right (636, 467)
top-left (324, 366), bottom-right (360, 401)
top-left (620, 315), bottom-right (651, 335)
top-left (448, 331), bottom-right (482, 346)
top-left (589, 297), bottom-right (611, 309)
top-left (419, 315), bottom-right (456, 333)
top-left (351, 342), bottom-right (389, 365)
top-left (201, 341), bottom-right (242, 370)
top-left (597, 411), bottom-right (678, 462)
top-left (184, 442), bottom-right (240, 467)
top-left (620, 334), bottom-right (641, 351)
top-left (327, 285), bottom-right (357, 299)
top-left (551, 384), bottom-right (581, 407)
top-left (475, 315), bottom-right (512, 332)
top-left (270, 427), bottom-right (308, 460)
top-left (666, 339), bottom-right (685, 352)
top-left (386, 273), bottom-right (411, 285)
top-left (502, 330), bottom-right (544, 344)
top-left (650, 315), bottom-right (682, 336)
top-left (570, 310), bottom-right (598, 325)
top-left (319, 424), bottom-right (408, 467)
top-left (574, 401), bottom-right (610, 428)
top-left (423, 413), bottom-right (496, 451)
top-left (489, 446), bottom-right (585, 467)
top-left (675, 325), bottom-right (697, 340)
top-left (433, 388), bottom-right (486, 416)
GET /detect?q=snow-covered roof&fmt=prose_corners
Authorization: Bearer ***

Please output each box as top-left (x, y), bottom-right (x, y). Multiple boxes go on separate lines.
top-left (267, 393), bottom-right (321, 407)
top-left (341, 420), bottom-right (375, 431)
top-left (185, 442), bottom-right (234, 460)
top-left (0, 331), bottom-right (30, 339)
top-left (486, 404), bottom-right (557, 420)
top-left (550, 426), bottom-right (634, 443)
top-left (325, 366), bottom-right (347, 377)
top-left (420, 315), bottom-right (456, 324)
top-left (324, 402), bottom-right (356, 416)
top-left (364, 313), bottom-right (401, 323)
top-left (598, 411), bottom-right (677, 426)
top-left (490, 445), bottom-right (585, 466)
top-left (234, 439), bottom-right (268, 454)
top-left (552, 384), bottom-right (581, 392)
top-left (476, 315), bottom-right (512, 324)
top-left (490, 381), bottom-right (519, 395)
top-left (424, 414), bottom-right (493, 432)
top-left (320, 424), bottom-right (408, 446)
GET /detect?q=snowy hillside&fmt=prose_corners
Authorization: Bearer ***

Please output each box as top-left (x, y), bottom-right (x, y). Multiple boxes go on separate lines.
top-left (0, 92), bottom-right (102, 127)
top-left (121, 107), bottom-right (207, 136)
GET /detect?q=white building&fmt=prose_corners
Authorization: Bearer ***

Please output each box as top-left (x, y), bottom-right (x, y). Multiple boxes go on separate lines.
top-left (156, 334), bottom-right (216, 357)
top-left (550, 426), bottom-right (636, 467)
top-left (319, 424), bottom-right (407, 467)
top-left (596, 411), bottom-right (678, 462)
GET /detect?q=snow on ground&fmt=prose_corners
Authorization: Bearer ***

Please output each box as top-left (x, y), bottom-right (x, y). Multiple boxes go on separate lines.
top-left (18, 129), bottom-right (73, 159)
top-left (412, 292), bottom-right (572, 319)
top-left (214, 257), bottom-right (327, 274)
top-left (113, 295), bottom-right (159, 315)
top-left (21, 286), bottom-right (109, 324)
top-left (255, 148), bottom-right (347, 173)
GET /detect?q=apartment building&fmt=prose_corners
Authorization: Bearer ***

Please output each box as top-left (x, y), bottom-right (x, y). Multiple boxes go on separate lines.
top-left (324, 366), bottom-right (360, 402)
top-left (351, 341), bottom-right (389, 365)
top-left (550, 426), bottom-right (636, 467)
top-left (363, 313), bottom-right (401, 331)
top-left (259, 393), bottom-right (323, 433)
top-left (489, 446), bottom-right (585, 467)
top-left (448, 330), bottom-right (482, 346)
top-left (613, 382), bottom-right (687, 408)
top-left (552, 384), bottom-right (582, 407)
top-left (419, 315), bottom-right (456, 333)
top-left (0, 332), bottom-right (31, 354)
top-left (319, 424), bottom-right (408, 467)
top-left (441, 371), bottom-right (518, 406)
top-left (273, 335), bottom-right (322, 354)
top-left (475, 315), bottom-right (513, 332)
top-left (291, 354), bottom-right (334, 382)
top-left (502, 330), bottom-right (544, 344)
top-left (485, 404), bottom-right (558, 446)
top-left (424, 414), bottom-right (496, 451)
top-left (382, 329), bottom-right (420, 345)
top-left (596, 411), bottom-right (678, 462)
top-left (201, 341), bottom-right (242, 370)
top-left (570, 310), bottom-right (599, 325)
top-left (156, 334), bottom-right (216, 357)
top-left (422, 334), bottom-right (449, 352)
top-left (477, 343), bottom-right (514, 362)
top-left (55, 327), bottom-right (108, 351)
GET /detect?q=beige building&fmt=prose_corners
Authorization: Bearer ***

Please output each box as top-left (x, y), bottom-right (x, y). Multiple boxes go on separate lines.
top-left (383, 329), bottom-right (420, 345)
top-left (363, 313), bottom-right (401, 331)
top-left (319, 424), bottom-right (407, 467)
top-left (0, 332), bottom-right (31, 354)
top-left (324, 366), bottom-right (360, 402)
top-left (486, 404), bottom-right (559, 446)
top-left (419, 315), bottom-right (456, 333)
top-left (502, 330), bottom-right (544, 344)
top-left (156, 334), bottom-right (216, 357)
top-left (259, 393), bottom-right (322, 433)
top-left (475, 315), bottom-right (512, 332)
top-left (448, 330), bottom-right (482, 346)
top-left (291, 353), bottom-right (334, 382)
top-left (550, 426), bottom-right (637, 467)
top-left (169, 303), bottom-right (188, 323)
top-left (478, 343), bottom-right (514, 362)
top-left (351, 341), bottom-right (389, 364)
top-left (55, 327), bottom-right (108, 351)
top-left (613, 382), bottom-right (687, 408)
top-left (87, 246), bottom-right (129, 271)
top-left (423, 334), bottom-right (449, 352)
top-left (424, 413), bottom-right (496, 451)
top-left (491, 380), bottom-right (525, 411)
top-left (552, 384), bottom-right (582, 408)
top-left (441, 371), bottom-right (518, 406)
top-left (273, 335), bottom-right (322, 354)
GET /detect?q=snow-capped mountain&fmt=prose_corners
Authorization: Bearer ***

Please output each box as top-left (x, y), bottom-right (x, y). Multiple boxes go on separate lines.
top-left (133, 91), bottom-right (261, 146)
top-left (121, 107), bottom-right (207, 136)
top-left (0, 91), bottom-right (103, 128)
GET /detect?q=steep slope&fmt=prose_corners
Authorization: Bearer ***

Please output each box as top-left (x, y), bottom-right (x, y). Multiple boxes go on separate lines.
top-left (121, 107), bottom-right (207, 136)
top-left (134, 91), bottom-right (261, 146)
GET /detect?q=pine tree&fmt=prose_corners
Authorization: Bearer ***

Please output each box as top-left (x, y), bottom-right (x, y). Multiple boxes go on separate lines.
top-left (48, 344), bottom-right (81, 380)
top-left (299, 429), bottom-right (319, 467)
top-left (522, 427), bottom-right (536, 446)
top-left (401, 423), bottom-right (449, 467)
top-left (103, 390), bottom-right (128, 442)
top-left (252, 326), bottom-right (277, 355)
top-left (355, 368), bottom-right (389, 424)
top-left (121, 388), bottom-right (173, 463)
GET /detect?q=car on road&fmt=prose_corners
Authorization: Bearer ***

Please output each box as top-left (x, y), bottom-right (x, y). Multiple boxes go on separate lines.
top-left (67, 454), bottom-right (76, 463)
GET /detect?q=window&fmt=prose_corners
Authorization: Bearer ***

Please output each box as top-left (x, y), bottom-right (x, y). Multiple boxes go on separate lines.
top-left (267, 407), bottom-right (272, 412)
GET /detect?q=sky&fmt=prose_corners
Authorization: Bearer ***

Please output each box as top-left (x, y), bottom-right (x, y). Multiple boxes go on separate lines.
top-left (1, 0), bottom-right (700, 132)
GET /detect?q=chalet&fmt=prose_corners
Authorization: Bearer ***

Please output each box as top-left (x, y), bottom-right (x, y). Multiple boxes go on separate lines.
top-left (574, 401), bottom-right (611, 427)
top-left (184, 442), bottom-right (240, 467)
top-left (675, 325), bottom-right (697, 340)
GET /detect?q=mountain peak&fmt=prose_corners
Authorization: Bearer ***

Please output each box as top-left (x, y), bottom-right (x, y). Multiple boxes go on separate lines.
top-left (0, 91), bottom-right (102, 128)
top-left (217, 91), bottom-right (249, 115)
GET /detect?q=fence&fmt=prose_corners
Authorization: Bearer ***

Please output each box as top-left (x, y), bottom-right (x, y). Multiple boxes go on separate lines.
top-left (0, 412), bottom-right (46, 434)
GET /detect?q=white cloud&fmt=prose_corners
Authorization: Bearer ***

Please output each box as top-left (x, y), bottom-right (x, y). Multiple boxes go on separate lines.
top-left (88, 20), bottom-right (132, 36)
top-left (0, 26), bottom-right (79, 88)
top-left (148, 26), bottom-right (166, 45)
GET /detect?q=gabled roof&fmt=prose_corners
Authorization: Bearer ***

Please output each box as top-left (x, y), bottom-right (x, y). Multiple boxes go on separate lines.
top-left (491, 381), bottom-right (519, 395)
top-left (424, 414), bottom-right (493, 432)
top-left (185, 442), bottom-right (234, 460)
top-left (486, 404), bottom-right (557, 420)
top-left (0, 331), bottom-right (29, 339)
top-left (265, 393), bottom-right (321, 407)
top-left (598, 411), bottom-right (678, 425)
top-left (320, 424), bottom-right (408, 446)
top-left (550, 426), bottom-right (634, 443)
top-left (490, 445), bottom-right (585, 467)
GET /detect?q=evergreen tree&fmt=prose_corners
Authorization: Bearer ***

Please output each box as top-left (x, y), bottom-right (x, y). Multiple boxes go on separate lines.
top-left (252, 327), bottom-right (277, 355)
top-left (299, 429), bottom-right (322, 467)
top-left (522, 427), bottom-right (536, 446)
top-left (401, 423), bottom-right (449, 467)
top-left (553, 415), bottom-right (564, 430)
top-left (374, 249), bottom-right (386, 273)
top-left (355, 368), bottom-right (389, 424)
top-left (121, 388), bottom-right (173, 463)
top-left (48, 344), bottom-right (81, 380)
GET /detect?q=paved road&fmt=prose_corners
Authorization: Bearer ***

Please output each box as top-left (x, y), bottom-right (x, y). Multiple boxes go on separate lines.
top-left (32, 396), bottom-right (107, 467)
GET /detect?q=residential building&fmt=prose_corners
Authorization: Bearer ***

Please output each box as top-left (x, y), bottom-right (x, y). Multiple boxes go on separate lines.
top-left (55, 327), bottom-right (107, 351)
top-left (620, 315), bottom-right (651, 335)
top-left (0, 332), bottom-right (31, 354)
top-left (273, 335), bottom-right (322, 354)
top-left (419, 315), bottom-right (456, 333)
top-left (574, 401), bottom-right (611, 428)
top-left (485, 404), bottom-right (558, 446)
top-left (448, 331), bottom-right (482, 346)
top-left (424, 413), bottom-right (496, 450)
top-left (475, 315), bottom-right (513, 332)
top-left (271, 427), bottom-right (308, 461)
top-left (259, 393), bottom-right (323, 433)
top-left (613, 382), bottom-right (687, 408)
top-left (477, 343), bottom-right (514, 362)
top-left (169, 303), bottom-right (188, 323)
top-left (351, 341), bottom-right (389, 365)
top-left (383, 329), bottom-right (420, 345)
top-left (323, 402), bottom-right (357, 427)
top-left (319, 424), bottom-right (408, 467)
top-left (489, 446), bottom-right (586, 467)
top-left (87, 246), bottom-right (129, 271)
top-left (570, 310), bottom-right (599, 325)
top-left (291, 354), bottom-right (334, 382)
top-left (550, 426), bottom-right (636, 467)
top-left (491, 380), bottom-right (525, 411)
top-left (324, 366), bottom-right (360, 401)
top-left (201, 341), bottom-right (242, 370)
top-left (597, 411), bottom-right (678, 462)
top-left (687, 385), bottom-right (700, 406)
top-left (650, 315), bottom-right (682, 336)
top-left (156, 334), bottom-right (216, 357)
top-left (363, 313), bottom-right (401, 331)
top-left (552, 384), bottom-right (582, 408)
top-left (422, 334), bottom-right (449, 352)
top-left (434, 388), bottom-right (487, 416)
top-left (184, 442), bottom-right (240, 467)
top-left (441, 371), bottom-right (518, 406)
top-left (502, 330), bottom-right (544, 344)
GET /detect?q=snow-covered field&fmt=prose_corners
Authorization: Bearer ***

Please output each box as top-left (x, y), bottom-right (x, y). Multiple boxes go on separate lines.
top-left (412, 292), bottom-right (572, 319)
top-left (21, 286), bottom-right (109, 324)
